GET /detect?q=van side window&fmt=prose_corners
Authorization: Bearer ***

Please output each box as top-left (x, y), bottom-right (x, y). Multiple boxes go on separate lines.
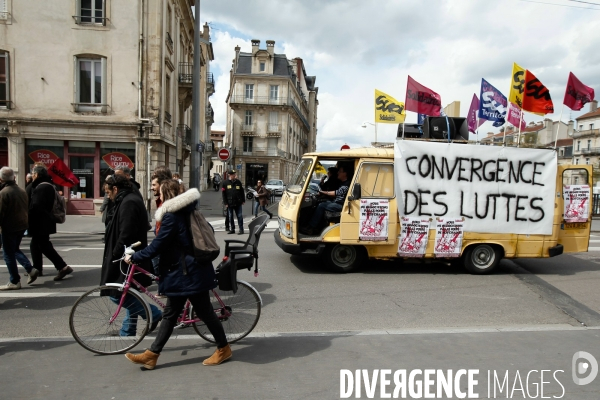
top-left (356, 163), bottom-right (394, 198)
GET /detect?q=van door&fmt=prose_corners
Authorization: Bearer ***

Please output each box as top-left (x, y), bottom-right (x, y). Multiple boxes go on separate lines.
top-left (557, 165), bottom-right (592, 253)
top-left (340, 159), bottom-right (397, 245)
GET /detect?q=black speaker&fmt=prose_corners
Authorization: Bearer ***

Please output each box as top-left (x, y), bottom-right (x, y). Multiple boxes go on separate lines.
top-left (422, 117), bottom-right (469, 141)
top-left (396, 123), bottom-right (423, 139)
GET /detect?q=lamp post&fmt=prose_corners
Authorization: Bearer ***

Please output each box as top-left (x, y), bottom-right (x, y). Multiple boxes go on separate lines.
top-left (361, 121), bottom-right (377, 144)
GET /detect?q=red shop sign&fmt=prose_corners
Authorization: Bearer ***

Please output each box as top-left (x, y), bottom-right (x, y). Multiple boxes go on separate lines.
top-left (102, 152), bottom-right (135, 170)
top-left (29, 149), bottom-right (59, 166)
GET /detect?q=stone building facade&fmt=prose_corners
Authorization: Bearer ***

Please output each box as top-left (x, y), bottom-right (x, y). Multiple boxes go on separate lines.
top-left (0, 0), bottom-right (214, 215)
top-left (224, 39), bottom-right (318, 187)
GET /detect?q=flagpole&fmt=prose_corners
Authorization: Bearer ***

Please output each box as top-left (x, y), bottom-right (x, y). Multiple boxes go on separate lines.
top-left (553, 104), bottom-right (565, 149)
top-left (476, 115), bottom-right (479, 145)
top-left (516, 109), bottom-right (524, 147)
top-left (375, 122), bottom-right (378, 144)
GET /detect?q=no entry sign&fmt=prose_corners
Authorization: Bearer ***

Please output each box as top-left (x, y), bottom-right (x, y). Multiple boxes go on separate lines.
top-left (217, 148), bottom-right (231, 161)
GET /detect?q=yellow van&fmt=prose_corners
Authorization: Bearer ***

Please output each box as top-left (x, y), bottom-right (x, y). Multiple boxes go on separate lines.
top-left (275, 142), bottom-right (592, 273)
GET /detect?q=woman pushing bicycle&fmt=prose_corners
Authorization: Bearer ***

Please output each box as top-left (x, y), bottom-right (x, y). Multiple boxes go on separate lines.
top-left (123, 180), bottom-right (230, 370)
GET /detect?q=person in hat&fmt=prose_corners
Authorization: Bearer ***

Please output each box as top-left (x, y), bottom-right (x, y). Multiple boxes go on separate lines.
top-left (221, 170), bottom-right (246, 235)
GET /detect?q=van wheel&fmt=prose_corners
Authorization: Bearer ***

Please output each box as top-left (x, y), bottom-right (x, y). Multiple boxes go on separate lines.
top-left (326, 244), bottom-right (364, 273)
top-left (463, 244), bottom-right (501, 274)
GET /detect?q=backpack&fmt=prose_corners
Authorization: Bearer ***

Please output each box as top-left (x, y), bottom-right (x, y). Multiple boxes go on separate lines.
top-left (187, 210), bottom-right (220, 262)
top-left (39, 182), bottom-right (66, 224)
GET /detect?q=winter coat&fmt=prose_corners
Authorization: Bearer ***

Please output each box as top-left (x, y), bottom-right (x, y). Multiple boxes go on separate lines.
top-left (221, 178), bottom-right (245, 207)
top-left (99, 192), bottom-right (111, 224)
top-left (257, 185), bottom-right (270, 207)
top-left (132, 188), bottom-right (216, 297)
top-left (130, 178), bottom-right (143, 200)
top-left (28, 176), bottom-right (58, 236)
top-left (0, 181), bottom-right (29, 234)
top-left (100, 189), bottom-right (152, 288)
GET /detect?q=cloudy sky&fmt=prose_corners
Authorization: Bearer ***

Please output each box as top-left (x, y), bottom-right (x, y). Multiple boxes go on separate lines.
top-left (200, 0), bottom-right (600, 151)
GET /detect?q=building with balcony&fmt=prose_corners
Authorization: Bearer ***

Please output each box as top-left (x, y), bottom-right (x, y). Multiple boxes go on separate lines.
top-left (572, 100), bottom-right (600, 169)
top-left (224, 39), bottom-right (318, 187)
top-left (0, 0), bottom-right (214, 215)
top-left (480, 118), bottom-right (572, 147)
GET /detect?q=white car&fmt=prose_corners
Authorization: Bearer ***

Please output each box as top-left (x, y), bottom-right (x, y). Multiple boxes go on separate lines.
top-left (265, 179), bottom-right (285, 195)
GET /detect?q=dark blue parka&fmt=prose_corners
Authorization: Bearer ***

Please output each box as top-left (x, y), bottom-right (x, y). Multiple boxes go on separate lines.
top-left (131, 188), bottom-right (216, 297)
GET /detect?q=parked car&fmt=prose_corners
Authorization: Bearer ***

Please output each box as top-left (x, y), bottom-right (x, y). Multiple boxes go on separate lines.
top-left (265, 179), bottom-right (286, 195)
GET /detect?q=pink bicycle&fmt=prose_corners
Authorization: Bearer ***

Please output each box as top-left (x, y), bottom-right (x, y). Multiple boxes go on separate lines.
top-left (69, 241), bottom-right (262, 355)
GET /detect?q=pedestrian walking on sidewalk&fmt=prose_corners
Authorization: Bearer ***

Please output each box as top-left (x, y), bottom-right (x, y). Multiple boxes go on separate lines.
top-left (0, 167), bottom-right (37, 290)
top-left (100, 174), bottom-right (162, 336)
top-left (28, 166), bottom-right (72, 281)
top-left (124, 181), bottom-right (230, 370)
top-left (253, 180), bottom-right (273, 219)
top-left (222, 170), bottom-right (245, 235)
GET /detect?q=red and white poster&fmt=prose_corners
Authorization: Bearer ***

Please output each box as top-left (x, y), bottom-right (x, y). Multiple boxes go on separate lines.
top-left (359, 199), bottom-right (389, 241)
top-left (398, 217), bottom-right (430, 258)
top-left (563, 185), bottom-right (590, 223)
top-left (434, 218), bottom-right (464, 258)
top-left (102, 152), bottom-right (135, 170)
top-left (29, 149), bottom-right (59, 166)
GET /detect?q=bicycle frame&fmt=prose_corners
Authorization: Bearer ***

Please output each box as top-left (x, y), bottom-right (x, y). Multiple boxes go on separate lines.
top-left (109, 262), bottom-right (232, 327)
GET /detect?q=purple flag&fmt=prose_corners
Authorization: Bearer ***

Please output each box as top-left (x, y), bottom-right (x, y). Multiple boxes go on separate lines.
top-left (467, 94), bottom-right (479, 133)
top-left (478, 78), bottom-right (507, 127)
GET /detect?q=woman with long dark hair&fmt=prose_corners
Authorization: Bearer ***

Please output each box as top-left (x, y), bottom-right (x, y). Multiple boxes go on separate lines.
top-left (123, 180), bottom-right (230, 370)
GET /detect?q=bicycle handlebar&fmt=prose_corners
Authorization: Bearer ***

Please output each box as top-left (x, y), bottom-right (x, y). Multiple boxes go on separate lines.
top-left (112, 241), bottom-right (142, 263)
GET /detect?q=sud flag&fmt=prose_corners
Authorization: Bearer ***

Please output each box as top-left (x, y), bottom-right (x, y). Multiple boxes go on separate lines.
top-left (564, 72), bottom-right (595, 111)
top-left (522, 70), bottom-right (554, 114)
top-left (478, 78), bottom-right (507, 127)
top-left (508, 63), bottom-right (526, 109)
top-left (405, 76), bottom-right (442, 116)
top-left (467, 94), bottom-right (479, 133)
top-left (374, 89), bottom-right (405, 124)
top-left (48, 158), bottom-right (80, 187)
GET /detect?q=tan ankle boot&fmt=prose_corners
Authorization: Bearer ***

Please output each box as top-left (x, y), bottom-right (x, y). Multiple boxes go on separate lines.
top-left (203, 344), bottom-right (232, 366)
top-left (125, 349), bottom-right (159, 370)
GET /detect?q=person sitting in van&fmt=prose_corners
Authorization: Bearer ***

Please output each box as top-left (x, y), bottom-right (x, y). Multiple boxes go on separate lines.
top-left (301, 163), bottom-right (353, 235)
top-left (318, 167), bottom-right (341, 200)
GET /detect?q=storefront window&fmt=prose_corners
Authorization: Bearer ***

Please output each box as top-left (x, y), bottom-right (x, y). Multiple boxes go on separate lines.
top-left (100, 142), bottom-right (136, 196)
top-left (70, 156), bottom-right (95, 199)
top-left (69, 141), bottom-right (95, 154)
top-left (26, 139), bottom-right (65, 173)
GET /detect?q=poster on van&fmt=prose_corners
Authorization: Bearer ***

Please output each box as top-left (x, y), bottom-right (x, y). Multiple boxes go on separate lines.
top-left (434, 218), bottom-right (464, 258)
top-left (359, 199), bottom-right (389, 241)
top-left (394, 140), bottom-right (557, 235)
top-left (563, 185), bottom-right (590, 223)
top-left (398, 217), bottom-right (430, 257)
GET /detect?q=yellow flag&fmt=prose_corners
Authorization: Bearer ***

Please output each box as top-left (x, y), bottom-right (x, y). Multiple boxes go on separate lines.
top-left (508, 62), bottom-right (525, 108)
top-left (375, 89), bottom-right (405, 124)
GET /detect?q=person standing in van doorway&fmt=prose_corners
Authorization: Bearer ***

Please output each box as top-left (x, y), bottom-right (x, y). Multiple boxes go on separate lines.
top-left (28, 166), bottom-right (73, 281)
top-left (222, 170), bottom-right (246, 235)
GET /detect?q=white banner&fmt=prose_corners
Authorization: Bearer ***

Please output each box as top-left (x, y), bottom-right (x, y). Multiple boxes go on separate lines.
top-left (394, 140), bottom-right (557, 235)
top-left (434, 218), bottom-right (464, 258)
top-left (398, 217), bottom-right (430, 257)
top-left (359, 199), bottom-right (389, 241)
top-left (563, 185), bottom-right (590, 223)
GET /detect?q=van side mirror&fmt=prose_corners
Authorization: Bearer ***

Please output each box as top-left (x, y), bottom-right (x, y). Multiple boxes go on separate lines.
top-left (349, 183), bottom-right (361, 201)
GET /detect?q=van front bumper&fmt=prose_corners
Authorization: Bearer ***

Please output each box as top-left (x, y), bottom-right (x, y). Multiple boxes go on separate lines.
top-left (274, 230), bottom-right (326, 256)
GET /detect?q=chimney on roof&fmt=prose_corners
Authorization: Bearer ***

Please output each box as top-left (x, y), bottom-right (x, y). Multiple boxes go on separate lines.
top-left (266, 40), bottom-right (275, 56)
top-left (234, 45), bottom-right (240, 70)
top-left (591, 100), bottom-right (598, 112)
top-left (251, 39), bottom-right (260, 55)
top-left (544, 118), bottom-right (552, 128)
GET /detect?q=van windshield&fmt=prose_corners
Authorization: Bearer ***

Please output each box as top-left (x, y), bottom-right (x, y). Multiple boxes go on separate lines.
top-left (288, 159), bottom-right (313, 194)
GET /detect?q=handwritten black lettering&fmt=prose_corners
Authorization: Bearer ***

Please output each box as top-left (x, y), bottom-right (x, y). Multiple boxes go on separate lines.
top-left (433, 192), bottom-right (448, 216)
top-left (418, 189), bottom-right (432, 216)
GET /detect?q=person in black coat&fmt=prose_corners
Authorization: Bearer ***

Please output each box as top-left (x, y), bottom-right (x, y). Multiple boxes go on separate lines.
top-left (124, 181), bottom-right (230, 370)
top-left (100, 174), bottom-right (161, 336)
top-left (28, 166), bottom-right (72, 280)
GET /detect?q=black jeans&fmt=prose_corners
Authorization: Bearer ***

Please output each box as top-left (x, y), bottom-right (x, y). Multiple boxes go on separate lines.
top-left (227, 204), bottom-right (244, 232)
top-left (30, 233), bottom-right (67, 271)
top-left (150, 291), bottom-right (228, 354)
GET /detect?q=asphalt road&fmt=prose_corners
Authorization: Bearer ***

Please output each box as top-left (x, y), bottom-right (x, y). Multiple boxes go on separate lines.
top-left (1, 192), bottom-right (600, 398)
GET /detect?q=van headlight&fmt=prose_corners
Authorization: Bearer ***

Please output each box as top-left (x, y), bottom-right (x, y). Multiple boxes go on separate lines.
top-left (279, 217), bottom-right (293, 238)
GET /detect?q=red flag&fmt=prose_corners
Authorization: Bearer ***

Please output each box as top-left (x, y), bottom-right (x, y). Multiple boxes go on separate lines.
top-left (522, 70), bottom-right (554, 114)
top-left (563, 72), bottom-right (595, 111)
top-left (405, 76), bottom-right (442, 116)
top-left (48, 158), bottom-right (80, 187)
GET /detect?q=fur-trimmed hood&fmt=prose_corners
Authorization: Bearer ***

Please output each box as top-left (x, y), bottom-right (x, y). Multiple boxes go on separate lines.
top-left (155, 188), bottom-right (201, 222)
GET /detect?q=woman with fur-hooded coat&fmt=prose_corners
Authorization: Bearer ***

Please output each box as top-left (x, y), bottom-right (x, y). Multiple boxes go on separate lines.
top-left (123, 181), bottom-right (231, 370)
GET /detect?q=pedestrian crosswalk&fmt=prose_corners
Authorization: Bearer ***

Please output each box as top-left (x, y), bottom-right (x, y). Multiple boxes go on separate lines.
top-left (207, 216), bottom-right (279, 232)
top-left (589, 234), bottom-right (600, 252)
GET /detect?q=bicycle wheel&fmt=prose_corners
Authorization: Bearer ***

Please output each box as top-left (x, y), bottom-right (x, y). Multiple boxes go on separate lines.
top-left (192, 281), bottom-right (261, 344)
top-left (69, 285), bottom-right (150, 355)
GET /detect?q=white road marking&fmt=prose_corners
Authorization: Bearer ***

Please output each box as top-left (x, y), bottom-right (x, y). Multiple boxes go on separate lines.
top-left (588, 247), bottom-right (600, 252)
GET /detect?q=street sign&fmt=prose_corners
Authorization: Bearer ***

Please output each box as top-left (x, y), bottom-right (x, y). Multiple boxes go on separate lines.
top-left (196, 141), bottom-right (205, 152)
top-left (236, 164), bottom-right (242, 170)
top-left (341, 144), bottom-right (350, 150)
top-left (217, 148), bottom-right (231, 161)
